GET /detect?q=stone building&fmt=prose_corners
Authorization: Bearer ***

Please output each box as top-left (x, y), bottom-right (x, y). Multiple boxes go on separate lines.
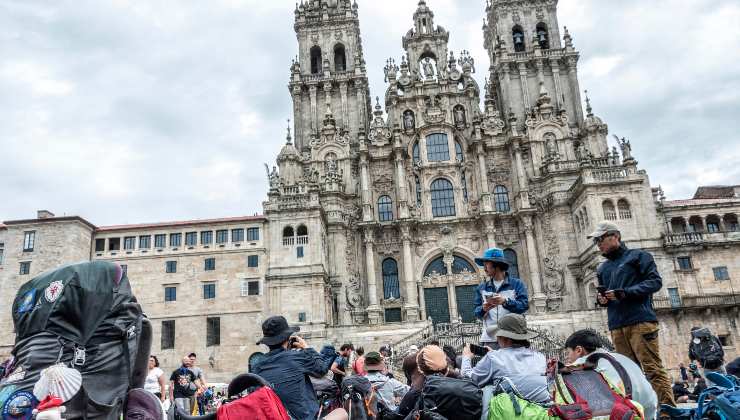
top-left (1, 1), bottom-right (739, 381)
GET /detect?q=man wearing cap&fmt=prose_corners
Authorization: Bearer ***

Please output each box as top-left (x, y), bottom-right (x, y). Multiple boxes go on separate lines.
top-left (473, 248), bottom-right (529, 349)
top-left (251, 315), bottom-right (328, 419)
top-left (461, 313), bottom-right (550, 405)
top-left (588, 221), bottom-right (675, 408)
top-left (364, 351), bottom-right (409, 411)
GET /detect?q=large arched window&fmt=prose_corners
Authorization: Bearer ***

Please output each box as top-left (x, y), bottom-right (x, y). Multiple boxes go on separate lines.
top-left (415, 175), bottom-right (422, 206)
top-left (310, 46), bottom-right (322, 74)
top-left (617, 199), bottom-right (632, 219)
top-left (378, 195), bottom-right (393, 222)
top-left (602, 200), bottom-right (617, 221)
top-left (412, 141), bottom-right (420, 165)
top-left (706, 215), bottom-right (721, 233)
top-left (671, 217), bottom-right (687, 233)
top-left (688, 216), bottom-right (703, 233)
top-left (512, 25), bottom-right (525, 52)
top-left (536, 22), bottom-right (550, 49)
top-left (426, 133), bottom-right (450, 162)
top-left (334, 44), bottom-right (346, 72)
top-left (430, 178), bottom-right (456, 217)
top-left (504, 249), bottom-right (519, 278)
top-left (296, 225), bottom-right (308, 245)
top-left (282, 226), bottom-right (295, 246)
top-left (493, 185), bottom-right (510, 213)
top-left (382, 258), bottom-right (401, 299)
top-left (455, 140), bottom-right (464, 162)
top-left (424, 255), bottom-right (475, 277)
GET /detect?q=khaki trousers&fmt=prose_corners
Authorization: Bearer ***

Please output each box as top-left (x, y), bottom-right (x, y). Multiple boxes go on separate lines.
top-left (610, 321), bottom-right (676, 407)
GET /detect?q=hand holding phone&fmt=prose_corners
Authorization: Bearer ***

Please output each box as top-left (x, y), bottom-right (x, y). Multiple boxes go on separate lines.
top-left (469, 343), bottom-right (489, 357)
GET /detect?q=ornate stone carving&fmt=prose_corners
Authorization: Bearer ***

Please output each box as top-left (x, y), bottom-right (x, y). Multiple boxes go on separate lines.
top-left (403, 110), bottom-right (416, 131)
top-left (264, 164), bottom-right (281, 189)
top-left (345, 272), bottom-right (364, 310)
top-left (423, 95), bottom-right (445, 124)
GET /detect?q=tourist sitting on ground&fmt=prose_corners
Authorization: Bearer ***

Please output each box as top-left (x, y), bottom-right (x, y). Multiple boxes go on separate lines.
top-left (461, 313), bottom-right (550, 405)
top-left (690, 378), bottom-right (707, 401)
top-left (672, 380), bottom-right (691, 403)
top-left (364, 351), bottom-right (409, 411)
top-left (397, 345), bottom-right (461, 417)
top-left (563, 329), bottom-right (658, 420)
top-left (251, 315), bottom-right (328, 420)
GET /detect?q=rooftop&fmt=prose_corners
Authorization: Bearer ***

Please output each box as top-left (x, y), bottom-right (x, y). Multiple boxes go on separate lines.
top-left (693, 185), bottom-right (740, 199)
top-left (96, 215), bottom-right (265, 232)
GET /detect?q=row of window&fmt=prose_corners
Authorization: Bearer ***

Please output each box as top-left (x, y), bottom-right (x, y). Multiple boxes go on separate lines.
top-left (676, 256), bottom-right (731, 281)
top-left (309, 44), bottom-right (347, 74)
top-left (163, 280), bottom-right (260, 303)
top-left (671, 214), bottom-right (739, 234)
top-left (602, 199), bottom-right (632, 221)
top-left (164, 255), bottom-right (260, 274)
top-left (161, 317), bottom-right (221, 349)
top-left (96, 228), bottom-right (260, 252)
top-left (512, 22), bottom-right (551, 52)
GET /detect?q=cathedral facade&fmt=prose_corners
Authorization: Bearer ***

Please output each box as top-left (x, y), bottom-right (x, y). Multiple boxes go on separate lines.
top-left (1, 0), bottom-right (739, 381)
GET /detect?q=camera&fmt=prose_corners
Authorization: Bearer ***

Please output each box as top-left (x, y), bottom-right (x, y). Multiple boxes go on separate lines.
top-left (289, 336), bottom-right (299, 348)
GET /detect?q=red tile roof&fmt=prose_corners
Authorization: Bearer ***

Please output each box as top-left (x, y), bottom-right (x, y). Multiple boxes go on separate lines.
top-left (663, 198), bottom-right (740, 207)
top-left (96, 215), bottom-right (265, 232)
top-left (693, 185), bottom-right (739, 199)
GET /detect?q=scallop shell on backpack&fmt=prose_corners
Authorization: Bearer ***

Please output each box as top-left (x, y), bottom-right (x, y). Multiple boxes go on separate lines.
top-left (33, 364), bottom-right (82, 402)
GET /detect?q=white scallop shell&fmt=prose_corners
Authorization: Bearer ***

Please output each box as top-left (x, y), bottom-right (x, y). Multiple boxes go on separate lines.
top-left (33, 363), bottom-right (82, 402)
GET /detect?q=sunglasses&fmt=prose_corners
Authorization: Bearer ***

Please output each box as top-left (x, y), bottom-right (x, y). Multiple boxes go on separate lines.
top-left (592, 233), bottom-right (613, 245)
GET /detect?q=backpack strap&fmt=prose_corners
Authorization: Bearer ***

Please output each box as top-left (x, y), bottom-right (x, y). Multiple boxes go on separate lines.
top-left (585, 352), bottom-right (634, 399)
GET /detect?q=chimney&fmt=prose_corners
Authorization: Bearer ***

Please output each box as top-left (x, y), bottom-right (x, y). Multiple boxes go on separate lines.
top-left (37, 210), bottom-right (55, 219)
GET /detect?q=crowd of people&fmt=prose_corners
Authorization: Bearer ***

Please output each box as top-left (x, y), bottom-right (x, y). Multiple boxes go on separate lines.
top-left (138, 220), bottom-right (737, 419)
top-left (144, 352), bottom-right (222, 416)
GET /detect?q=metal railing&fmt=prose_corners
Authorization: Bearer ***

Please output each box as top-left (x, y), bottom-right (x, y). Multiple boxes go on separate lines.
top-left (654, 293), bottom-right (740, 311)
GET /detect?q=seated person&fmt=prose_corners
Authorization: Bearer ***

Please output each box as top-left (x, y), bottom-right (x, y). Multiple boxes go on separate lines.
top-left (690, 378), bottom-right (707, 401)
top-left (461, 314), bottom-right (550, 405)
top-left (251, 316), bottom-right (327, 419)
top-left (564, 329), bottom-right (658, 420)
top-left (672, 380), bottom-right (691, 403)
top-left (398, 345), bottom-right (460, 417)
top-left (364, 351), bottom-right (409, 411)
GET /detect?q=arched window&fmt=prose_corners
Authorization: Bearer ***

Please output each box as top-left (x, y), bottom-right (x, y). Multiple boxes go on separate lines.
top-left (415, 175), bottom-right (422, 206)
top-left (382, 258), bottom-right (400, 299)
top-left (248, 352), bottom-right (266, 373)
top-left (617, 199), bottom-right (632, 219)
top-left (602, 200), bottom-right (617, 221)
top-left (461, 171), bottom-right (468, 203)
top-left (688, 216), bottom-right (703, 233)
top-left (512, 25), bottom-right (525, 52)
top-left (378, 195), bottom-right (393, 222)
top-left (430, 178), bottom-right (456, 217)
top-left (494, 185), bottom-right (510, 213)
top-left (504, 249), bottom-right (519, 278)
top-left (424, 255), bottom-right (475, 276)
top-left (455, 140), bottom-right (464, 162)
top-left (536, 22), bottom-right (549, 49)
top-left (310, 46), bottom-right (322, 74)
top-left (724, 214), bottom-right (739, 232)
top-left (426, 133), bottom-right (450, 161)
top-left (412, 141), bottom-right (420, 165)
top-left (706, 215), bottom-right (721, 233)
top-left (334, 44), bottom-right (346, 72)
top-left (671, 217), bottom-right (687, 233)
top-left (297, 225), bottom-right (308, 236)
top-left (282, 226), bottom-right (295, 246)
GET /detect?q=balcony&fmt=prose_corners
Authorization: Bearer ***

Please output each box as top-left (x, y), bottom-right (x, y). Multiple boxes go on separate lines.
top-left (653, 293), bottom-right (740, 312)
top-left (664, 231), bottom-right (740, 247)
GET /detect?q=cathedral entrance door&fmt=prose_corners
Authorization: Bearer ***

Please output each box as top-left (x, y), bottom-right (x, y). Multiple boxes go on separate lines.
top-left (424, 287), bottom-right (450, 324)
top-left (455, 285), bottom-right (478, 323)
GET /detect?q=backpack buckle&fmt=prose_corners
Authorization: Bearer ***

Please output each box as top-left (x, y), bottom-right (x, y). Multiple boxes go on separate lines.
top-left (126, 325), bottom-right (136, 339)
top-left (73, 347), bottom-right (86, 366)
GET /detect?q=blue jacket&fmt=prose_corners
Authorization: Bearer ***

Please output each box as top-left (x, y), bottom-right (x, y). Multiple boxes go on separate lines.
top-left (252, 347), bottom-right (327, 420)
top-left (596, 243), bottom-right (663, 330)
top-left (473, 275), bottom-right (529, 341)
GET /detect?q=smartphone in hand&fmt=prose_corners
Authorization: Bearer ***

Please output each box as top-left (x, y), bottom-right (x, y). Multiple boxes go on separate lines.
top-left (596, 286), bottom-right (607, 296)
top-left (470, 343), bottom-right (489, 357)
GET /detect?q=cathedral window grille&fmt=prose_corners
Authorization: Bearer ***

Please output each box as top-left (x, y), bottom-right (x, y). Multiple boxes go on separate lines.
top-left (455, 140), bottom-right (464, 162)
top-left (282, 226), bottom-right (295, 246)
top-left (378, 195), bottom-right (394, 222)
top-left (310, 46), bottom-right (322, 74)
top-left (536, 22), bottom-right (550, 49)
top-left (382, 258), bottom-right (401, 300)
top-left (426, 133), bottom-right (450, 162)
top-left (504, 249), bottom-right (519, 279)
top-left (461, 171), bottom-right (468, 202)
top-left (412, 142), bottom-right (421, 165)
top-left (512, 25), bottom-right (526, 52)
top-left (430, 178), bottom-right (456, 217)
top-left (617, 199), bottom-right (632, 219)
top-left (415, 175), bottom-right (422, 206)
top-left (493, 186), bottom-right (511, 213)
top-left (334, 44), bottom-right (347, 72)
top-left (602, 200), bottom-right (617, 221)
top-left (296, 225), bottom-right (309, 244)
top-left (423, 255), bottom-right (475, 277)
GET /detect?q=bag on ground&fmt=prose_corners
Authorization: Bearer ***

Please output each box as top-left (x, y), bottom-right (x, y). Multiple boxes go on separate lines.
top-left (420, 375), bottom-right (482, 420)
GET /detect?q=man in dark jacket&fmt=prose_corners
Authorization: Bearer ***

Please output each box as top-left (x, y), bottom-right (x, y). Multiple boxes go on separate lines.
top-left (473, 248), bottom-right (529, 348)
top-left (589, 221), bottom-right (675, 407)
top-left (252, 316), bottom-right (327, 419)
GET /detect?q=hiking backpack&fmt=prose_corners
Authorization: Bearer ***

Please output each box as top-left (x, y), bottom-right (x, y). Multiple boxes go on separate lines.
top-left (0, 261), bottom-right (151, 419)
top-left (692, 333), bottom-right (724, 370)
top-left (341, 375), bottom-right (380, 420)
top-left (549, 353), bottom-right (643, 420)
top-left (419, 375), bottom-right (482, 420)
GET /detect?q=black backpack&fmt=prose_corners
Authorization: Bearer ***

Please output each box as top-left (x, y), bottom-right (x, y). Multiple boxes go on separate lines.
top-left (0, 261), bottom-right (151, 419)
top-left (693, 333), bottom-right (724, 369)
top-left (419, 375), bottom-right (482, 420)
top-left (341, 375), bottom-right (380, 420)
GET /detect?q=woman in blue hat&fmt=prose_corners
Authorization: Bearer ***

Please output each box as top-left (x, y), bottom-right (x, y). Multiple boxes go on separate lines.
top-left (472, 248), bottom-right (529, 349)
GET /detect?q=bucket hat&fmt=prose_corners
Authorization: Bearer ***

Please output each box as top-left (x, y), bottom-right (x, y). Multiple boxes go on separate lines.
top-left (486, 313), bottom-right (538, 341)
top-left (256, 316), bottom-right (300, 346)
top-left (474, 248), bottom-right (510, 269)
top-left (364, 352), bottom-right (385, 372)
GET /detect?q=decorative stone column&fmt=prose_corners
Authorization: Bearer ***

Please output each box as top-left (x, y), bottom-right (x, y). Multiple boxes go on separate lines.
top-left (550, 58), bottom-right (563, 109)
top-left (394, 133), bottom-right (410, 219)
top-left (483, 216), bottom-right (497, 249)
top-left (400, 224), bottom-right (419, 321)
top-left (518, 62), bottom-right (531, 111)
top-left (359, 142), bottom-right (373, 222)
top-left (522, 215), bottom-right (547, 313)
top-left (566, 56), bottom-right (583, 123)
top-left (513, 139), bottom-right (531, 209)
top-left (475, 137), bottom-right (492, 212)
top-left (309, 85), bottom-right (318, 132)
top-left (363, 227), bottom-right (382, 324)
top-left (443, 253), bottom-right (460, 322)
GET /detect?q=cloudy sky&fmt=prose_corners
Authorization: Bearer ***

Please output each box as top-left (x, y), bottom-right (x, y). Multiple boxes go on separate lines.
top-left (1, 0), bottom-right (739, 225)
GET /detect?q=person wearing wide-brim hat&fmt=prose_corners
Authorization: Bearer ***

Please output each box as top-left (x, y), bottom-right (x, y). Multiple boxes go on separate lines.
top-left (472, 248), bottom-right (529, 349)
top-left (364, 351), bottom-right (409, 411)
top-left (251, 316), bottom-right (328, 419)
top-left (460, 313), bottom-right (550, 406)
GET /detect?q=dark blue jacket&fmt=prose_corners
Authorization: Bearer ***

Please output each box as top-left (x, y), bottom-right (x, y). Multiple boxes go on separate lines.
top-left (252, 347), bottom-right (327, 420)
top-left (597, 243), bottom-right (663, 330)
top-left (473, 275), bottom-right (529, 319)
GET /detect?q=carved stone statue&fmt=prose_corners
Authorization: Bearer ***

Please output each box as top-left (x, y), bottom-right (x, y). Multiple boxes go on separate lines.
top-left (454, 106), bottom-right (466, 126)
top-left (422, 57), bottom-right (435, 79)
top-left (264, 164), bottom-right (280, 188)
top-left (403, 111), bottom-right (415, 130)
top-left (326, 158), bottom-right (338, 176)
